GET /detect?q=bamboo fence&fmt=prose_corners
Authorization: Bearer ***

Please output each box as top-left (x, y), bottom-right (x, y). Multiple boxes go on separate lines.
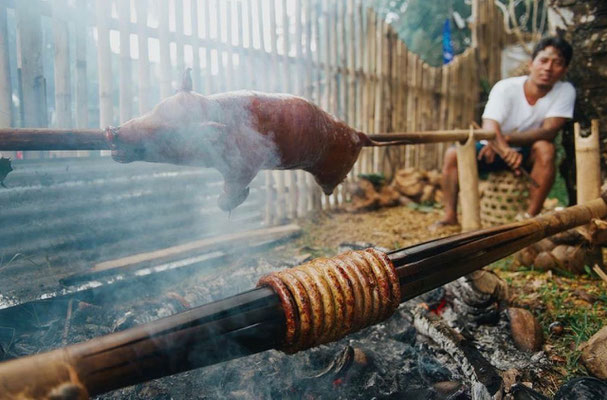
top-left (0, 0), bottom-right (506, 224)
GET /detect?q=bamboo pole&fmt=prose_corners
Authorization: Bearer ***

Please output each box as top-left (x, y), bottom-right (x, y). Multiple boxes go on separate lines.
top-left (95, 0), bottom-right (113, 134)
top-left (225, 0), bottom-right (234, 90)
top-left (136, 0), bottom-right (152, 114)
top-left (456, 126), bottom-right (481, 231)
top-left (575, 120), bottom-right (602, 204)
top-left (191, 0), bottom-right (202, 92)
top-left (3, 196), bottom-right (607, 398)
top-left (236, 0), bottom-right (246, 90)
top-left (0, 5), bottom-right (11, 129)
top-left (295, 0), bottom-right (308, 217)
top-left (118, 0), bottom-right (133, 123)
top-left (158, 0), bottom-right (172, 98)
top-left (175, 0), bottom-right (186, 81)
top-left (16, 0), bottom-right (48, 131)
top-left (268, 0), bottom-right (286, 221)
top-left (52, 0), bottom-right (72, 130)
top-left (203, 0), bottom-right (215, 94)
top-left (74, 0), bottom-right (88, 153)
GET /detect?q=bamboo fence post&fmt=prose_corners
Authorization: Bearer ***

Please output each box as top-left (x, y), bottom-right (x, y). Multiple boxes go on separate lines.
top-left (333, 1), bottom-right (344, 208)
top-left (52, 0), bottom-right (72, 131)
top-left (353, 0), bottom-right (364, 177)
top-left (215, 0), bottom-right (226, 92)
top-left (95, 0), bottom-right (113, 134)
top-left (294, 0), bottom-right (308, 217)
top-left (346, 0), bottom-right (357, 182)
top-left (225, 0), bottom-right (235, 91)
top-left (158, 0), bottom-right (172, 99)
top-left (309, 0), bottom-right (322, 213)
top-left (118, 0), bottom-right (133, 123)
top-left (405, 51), bottom-right (415, 168)
top-left (74, 0), bottom-right (88, 155)
top-left (136, 0), bottom-right (152, 114)
top-left (414, 56), bottom-right (423, 168)
top-left (175, 0), bottom-right (185, 80)
top-left (236, 1), bottom-right (246, 90)
top-left (374, 19), bottom-right (386, 176)
top-left (203, 0), bottom-right (215, 94)
top-left (191, 0), bottom-right (202, 92)
top-left (360, 5), bottom-right (371, 175)
top-left (16, 0), bottom-right (47, 132)
top-left (398, 40), bottom-right (408, 167)
top-left (282, 0), bottom-right (298, 219)
top-left (268, 0), bottom-right (286, 221)
top-left (0, 5), bottom-right (11, 129)
top-left (438, 65), bottom-right (449, 169)
top-left (575, 121), bottom-right (602, 204)
top-left (456, 126), bottom-right (481, 231)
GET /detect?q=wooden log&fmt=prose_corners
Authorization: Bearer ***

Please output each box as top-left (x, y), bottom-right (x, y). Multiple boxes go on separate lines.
top-left (118, 0), bottom-right (133, 123)
top-left (575, 120), bottom-right (602, 204)
top-left (456, 127), bottom-right (481, 231)
top-left (52, 0), bottom-right (72, 129)
top-left (136, 0), bottom-right (152, 114)
top-left (0, 5), bottom-right (12, 129)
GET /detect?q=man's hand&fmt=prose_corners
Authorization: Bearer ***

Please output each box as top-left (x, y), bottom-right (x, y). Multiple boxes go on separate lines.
top-left (497, 143), bottom-right (523, 172)
top-left (477, 144), bottom-right (496, 164)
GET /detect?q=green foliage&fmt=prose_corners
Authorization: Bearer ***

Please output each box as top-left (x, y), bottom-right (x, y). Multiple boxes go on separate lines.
top-left (358, 173), bottom-right (386, 187)
top-left (373, 0), bottom-right (472, 66)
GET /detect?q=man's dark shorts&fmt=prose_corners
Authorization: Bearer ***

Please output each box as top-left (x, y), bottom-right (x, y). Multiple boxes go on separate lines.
top-left (476, 141), bottom-right (531, 173)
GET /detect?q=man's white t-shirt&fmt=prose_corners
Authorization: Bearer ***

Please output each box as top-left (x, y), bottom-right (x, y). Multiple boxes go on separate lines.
top-left (482, 76), bottom-right (576, 135)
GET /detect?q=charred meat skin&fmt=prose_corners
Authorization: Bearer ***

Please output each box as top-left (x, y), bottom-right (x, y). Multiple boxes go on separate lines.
top-left (108, 89), bottom-right (368, 211)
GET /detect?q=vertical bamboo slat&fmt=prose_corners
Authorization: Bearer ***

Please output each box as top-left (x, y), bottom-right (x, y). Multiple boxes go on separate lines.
top-left (16, 1), bottom-right (47, 130)
top-left (175, 0), bottom-right (185, 79)
top-left (0, 5), bottom-right (11, 129)
top-left (191, 0), bottom-right (202, 92)
top-left (203, 0), bottom-right (215, 94)
top-left (74, 0), bottom-right (88, 133)
top-left (118, 0), bottom-right (132, 123)
top-left (225, 1), bottom-right (234, 90)
top-left (136, 0), bottom-right (152, 114)
top-left (95, 0), bottom-right (113, 130)
top-left (158, 0), bottom-right (172, 98)
top-left (52, 0), bottom-right (72, 129)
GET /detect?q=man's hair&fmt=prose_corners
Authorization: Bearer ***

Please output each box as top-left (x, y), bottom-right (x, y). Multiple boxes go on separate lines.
top-left (532, 36), bottom-right (573, 66)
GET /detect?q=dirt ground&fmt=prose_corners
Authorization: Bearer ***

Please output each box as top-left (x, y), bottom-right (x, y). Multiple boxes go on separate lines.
top-left (290, 204), bottom-right (607, 394)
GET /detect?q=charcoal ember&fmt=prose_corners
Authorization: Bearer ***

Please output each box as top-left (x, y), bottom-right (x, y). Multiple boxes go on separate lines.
top-left (510, 383), bottom-right (550, 400)
top-left (417, 352), bottom-right (452, 383)
top-left (136, 382), bottom-right (171, 400)
top-left (416, 287), bottom-right (446, 310)
top-left (553, 377), bottom-right (607, 400)
top-left (391, 325), bottom-right (417, 344)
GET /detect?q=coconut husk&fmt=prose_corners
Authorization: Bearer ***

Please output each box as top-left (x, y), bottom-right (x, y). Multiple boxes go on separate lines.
top-left (420, 184), bottom-right (435, 203)
top-left (515, 246), bottom-right (538, 267)
top-left (434, 189), bottom-right (443, 204)
top-left (426, 170), bottom-right (442, 187)
top-left (579, 325), bottom-right (607, 379)
top-left (378, 185), bottom-right (401, 208)
top-left (579, 218), bottom-right (607, 246)
top-left (533, 251), bottom-right (558, 271)
top-left (508, 307), bottom-right (544, 352)
top-left (551, 245), bottom-right (586, 274)
top-left (346, 180), bottom-right (380, 212)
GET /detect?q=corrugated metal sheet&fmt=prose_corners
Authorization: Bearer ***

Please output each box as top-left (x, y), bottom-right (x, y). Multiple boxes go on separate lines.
top-left (0, 157), bottom-right (265, 300)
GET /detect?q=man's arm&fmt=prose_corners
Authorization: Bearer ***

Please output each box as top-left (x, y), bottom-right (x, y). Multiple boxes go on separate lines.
top-left (504, 117), bottom-right (567, 147)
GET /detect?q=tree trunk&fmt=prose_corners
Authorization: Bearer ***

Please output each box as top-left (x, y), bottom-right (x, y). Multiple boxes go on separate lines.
top-left (549, 1), bottom-right (607, 204)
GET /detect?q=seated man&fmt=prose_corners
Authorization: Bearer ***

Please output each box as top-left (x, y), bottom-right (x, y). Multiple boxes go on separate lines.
top-left (436, 36), bottom-right (575, 227)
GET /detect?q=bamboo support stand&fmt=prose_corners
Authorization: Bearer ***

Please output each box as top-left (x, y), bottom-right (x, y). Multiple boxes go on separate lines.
top-left (575, 120), bottom-right (601, 205)
top-left (456, 127), bottom-right (481, 231)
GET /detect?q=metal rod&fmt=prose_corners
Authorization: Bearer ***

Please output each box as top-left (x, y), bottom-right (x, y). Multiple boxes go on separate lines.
top-left (1, 195), bottom-right (606, 397)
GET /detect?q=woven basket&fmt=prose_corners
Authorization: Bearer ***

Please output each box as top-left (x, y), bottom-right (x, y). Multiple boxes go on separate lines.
top-left (480, 171), bottom-right (529, 227)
